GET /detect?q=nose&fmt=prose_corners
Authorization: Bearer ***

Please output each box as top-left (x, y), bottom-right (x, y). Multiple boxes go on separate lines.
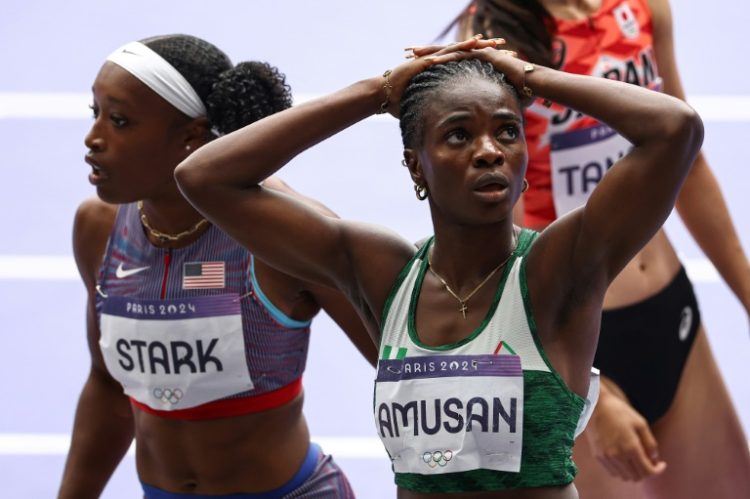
top-left (472, 135), bottom-right (504, 168)
top-left (84, 121), bottom-right (105, 153)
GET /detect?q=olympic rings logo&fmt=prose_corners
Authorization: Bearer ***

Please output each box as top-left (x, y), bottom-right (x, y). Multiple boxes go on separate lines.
top-left (422, 449), bottom-right (454, 468)
top-left (153, 387), bottom-right (184, 405)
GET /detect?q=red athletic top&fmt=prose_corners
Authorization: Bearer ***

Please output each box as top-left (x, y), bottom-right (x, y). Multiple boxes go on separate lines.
top-left (523, 0), bottom-right (660, 227)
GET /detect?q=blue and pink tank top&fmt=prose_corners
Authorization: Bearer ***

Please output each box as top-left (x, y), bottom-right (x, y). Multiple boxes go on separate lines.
top-left (95, 203), bottom-right (311, 420)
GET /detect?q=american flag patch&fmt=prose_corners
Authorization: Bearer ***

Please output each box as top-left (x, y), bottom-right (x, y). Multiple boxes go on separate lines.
top-left (182, 261), bottom-right (225, 289)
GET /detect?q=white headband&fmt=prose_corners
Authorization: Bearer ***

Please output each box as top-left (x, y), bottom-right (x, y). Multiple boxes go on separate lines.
top-left (106, 41), bottom-right (207, 118)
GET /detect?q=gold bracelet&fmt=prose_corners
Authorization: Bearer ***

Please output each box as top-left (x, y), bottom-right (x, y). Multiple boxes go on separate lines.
top-left (521, 63), bottom-right (535, 98)
top-left (376, 69), bottom-right (393, 114)
top-left (521, 63), bottom-right (552, 108)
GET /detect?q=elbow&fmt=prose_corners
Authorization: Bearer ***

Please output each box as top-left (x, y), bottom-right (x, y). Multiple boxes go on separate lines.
top-left (174, 154), bottom-right (209, 202)
top-left (664, 102), bottom-right (705, 161)
top-left (678, 103), bottom-right (704, 152)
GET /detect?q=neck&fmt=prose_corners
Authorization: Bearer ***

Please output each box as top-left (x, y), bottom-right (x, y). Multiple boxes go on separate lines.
top-left (138, 194), bottom-right (209, 248)
top-left (429, 221), bottom-right (518, 290)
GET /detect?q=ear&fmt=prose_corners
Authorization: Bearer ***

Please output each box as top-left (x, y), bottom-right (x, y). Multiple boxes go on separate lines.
top-left (182, 117), bottom-right (212, 151)
top-left (402, 148), bottom-right (423, 184)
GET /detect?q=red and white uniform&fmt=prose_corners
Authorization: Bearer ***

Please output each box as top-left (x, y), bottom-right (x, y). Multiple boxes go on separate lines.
top-left (524, 0), bottom-right (660, 227)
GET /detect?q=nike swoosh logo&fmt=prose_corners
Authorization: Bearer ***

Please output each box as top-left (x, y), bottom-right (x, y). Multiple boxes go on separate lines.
top-left (115, 262), bottom-right (150, 279)
top-left (121, 49), bottom-right (140, 56)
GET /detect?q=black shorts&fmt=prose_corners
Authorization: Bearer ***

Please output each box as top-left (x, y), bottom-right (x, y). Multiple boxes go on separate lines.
top-left (594, 266), bottom-right (700, 423)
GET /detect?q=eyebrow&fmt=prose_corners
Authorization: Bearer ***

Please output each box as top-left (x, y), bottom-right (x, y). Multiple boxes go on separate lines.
top-left (493, 111), bottom-right (520, 122)
top-left (106, 96), bottom-right (129, 105)
top-left (436, 110), bottom-right (521, 128)
top-left (90, 88), bottom-right (129, 106)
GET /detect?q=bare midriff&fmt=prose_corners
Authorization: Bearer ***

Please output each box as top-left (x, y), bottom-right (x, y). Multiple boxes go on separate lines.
top-left (133, 393), bottom-right (311, 494)
top-left (527, 223), bottom-right (682, 311)
top-left (602, 228), bottom-right (681, 310)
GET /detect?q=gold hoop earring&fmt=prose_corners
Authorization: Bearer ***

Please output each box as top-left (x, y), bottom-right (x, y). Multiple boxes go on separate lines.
top-left (522, 178), bottom-right (529, 193)
top-left (414, 183), bottom-right (428, 201)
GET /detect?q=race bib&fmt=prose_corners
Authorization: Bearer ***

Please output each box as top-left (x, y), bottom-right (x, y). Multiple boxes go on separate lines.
top-left (550, 124), bottom-right (633, 217)
top-left (374, 354), bottom-right (524, 475)
top-left (550, 78), bottom-right (662, 217)
top-left (99, 294), bottom-right (253, 410)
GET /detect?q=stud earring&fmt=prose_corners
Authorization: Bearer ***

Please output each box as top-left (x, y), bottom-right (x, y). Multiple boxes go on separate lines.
top-left (185, 144), bottom-right (192, 151)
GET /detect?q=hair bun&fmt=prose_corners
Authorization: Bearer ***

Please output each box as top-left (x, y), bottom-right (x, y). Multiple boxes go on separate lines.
top-left (207, 61), bottom-right (293, 135)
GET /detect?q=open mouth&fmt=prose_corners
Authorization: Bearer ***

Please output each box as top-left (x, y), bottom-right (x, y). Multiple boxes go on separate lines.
top-left (472, 173), bottom-right (510, 203)
top-left (85, 155), bottom-right (102, 172)
top-left (475, 183), bottom-right (506, 192)
top-left (474, 173), bottom-right (509, 191)
top-left (85, 155), bottom-right (108, 183)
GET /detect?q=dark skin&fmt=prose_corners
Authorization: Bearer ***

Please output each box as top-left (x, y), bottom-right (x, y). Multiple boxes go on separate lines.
top-left (58, 62), bottom-right (376, 498)
top-left (455, 3), bottom-right (750, 492)
top-left (175, 39), bottom-right (702, 498)
top-left (411, 79), bottom-right (526, 345)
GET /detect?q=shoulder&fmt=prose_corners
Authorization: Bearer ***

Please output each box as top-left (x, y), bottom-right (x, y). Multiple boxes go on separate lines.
top-left (73, 197), bottom-right (118, 287)
top-left (524, 212), bottom-right (599, 308)
top-left (74, 197), bottom-right (118, 230)
top-left (647, 0), bottom-right (672, 34)
top-left (345, 221), bottom-right (418, 289)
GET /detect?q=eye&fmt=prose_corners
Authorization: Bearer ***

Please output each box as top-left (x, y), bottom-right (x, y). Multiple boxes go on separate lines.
top-left (497, 124), bottom-right (520, 140)
top-left (446, 128), bottom-right (470, 145)
top-left (110, 114), bottom-right (128, 128)
top-left (89, 103), bottom-right (128, 128)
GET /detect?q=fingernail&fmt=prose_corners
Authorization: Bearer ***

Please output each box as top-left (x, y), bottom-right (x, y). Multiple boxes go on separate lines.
top-left (404, 47), bottom-right (414, 51)
top-left (405, 54), bottom-right (415, 59)
top-left (473, 34), bottom-right (483, 39)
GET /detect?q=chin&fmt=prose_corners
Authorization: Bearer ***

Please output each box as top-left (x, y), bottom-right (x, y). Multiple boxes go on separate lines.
top-left (96, 186), bottom-right (137, 205)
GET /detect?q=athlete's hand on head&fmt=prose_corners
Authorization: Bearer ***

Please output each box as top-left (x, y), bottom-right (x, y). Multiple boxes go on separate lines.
top-left (382, 35), bottom-right (503, 117)
top-left (585, 389), bottom-right (667, 482)
top-left (405, 34), bottom-right (505, 59)
top-left (420, 45), bottom-right (533, 106)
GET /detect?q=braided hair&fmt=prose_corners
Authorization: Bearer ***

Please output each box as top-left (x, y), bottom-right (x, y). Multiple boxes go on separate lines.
top-left (141, 34), bottom-right (292, 136)
top-left (399, 59), bottom-right (520, 149)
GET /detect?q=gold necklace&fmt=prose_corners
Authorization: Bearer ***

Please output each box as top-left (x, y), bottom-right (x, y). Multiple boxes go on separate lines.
top-left (137, 200), bottom-right (209, 243)
top-left (427, 232), bottom-right (517, 319)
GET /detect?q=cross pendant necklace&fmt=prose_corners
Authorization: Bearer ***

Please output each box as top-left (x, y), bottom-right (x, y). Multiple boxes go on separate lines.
top-left (458, 302), bottom-right (468, 318)
top-left (429, 261), bottom-right (505, 319)
top-left (427, 232), bottom-right (518, 319)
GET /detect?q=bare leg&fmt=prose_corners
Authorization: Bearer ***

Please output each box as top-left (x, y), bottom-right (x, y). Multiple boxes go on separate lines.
top-left (643, 327), bottom-right (750, 498)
